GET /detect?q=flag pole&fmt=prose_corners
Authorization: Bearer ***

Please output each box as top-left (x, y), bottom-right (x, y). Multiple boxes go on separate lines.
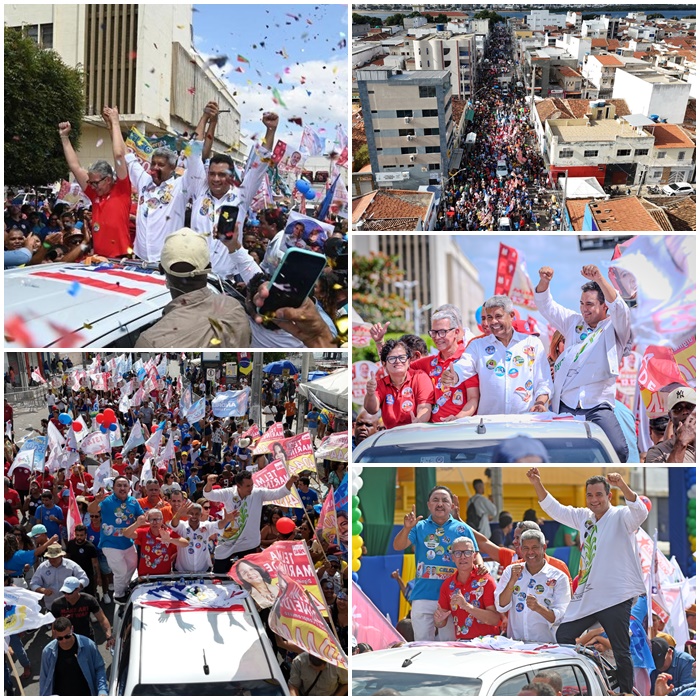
top-left (6, 650), bottom-right (26, 696)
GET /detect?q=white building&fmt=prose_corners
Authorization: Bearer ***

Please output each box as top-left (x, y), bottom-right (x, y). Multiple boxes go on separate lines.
top-left (582, 53), bottom-right (625, 97)
top-left (413, 31), bottom-right (477, 99)
top-left (527, 9), bottom-right (567, 31)
top-left (612, 68), bottom-right (692, 124)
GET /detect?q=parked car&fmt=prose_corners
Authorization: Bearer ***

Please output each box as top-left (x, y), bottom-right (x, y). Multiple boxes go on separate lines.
top-left (352, 641), bottom-right (616, 696)
top-left (496, 160), bottom-right (509, 178)
top-left (352, 415), bottom-right (620, 463)
top-left (661, 182), bottom-right (695, 197)
top-left (109, 573), bottom-right (290, 696)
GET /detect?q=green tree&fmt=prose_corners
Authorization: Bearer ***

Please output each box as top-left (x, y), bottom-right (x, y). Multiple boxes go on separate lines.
top-left (4, 27), bottom-right (84, 187)
top-left (353, 144), bottom-right (370, 173)
top-left (352, 13), bottom-right (383, 28)
top-left (427, 13), bottom-right (450, 24)
top-left (474, 10), bottom-right (506, 27)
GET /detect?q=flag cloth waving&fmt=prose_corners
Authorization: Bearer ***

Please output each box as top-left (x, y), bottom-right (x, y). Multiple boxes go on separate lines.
top-left (352, 584), bottom-right (407, 651)
top-left (4, 588), bottom-right (55, 636)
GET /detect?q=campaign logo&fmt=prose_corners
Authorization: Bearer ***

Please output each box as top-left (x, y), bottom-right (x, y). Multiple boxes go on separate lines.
top-left (535, 584), bottom-right (544, 594)
top-left (505, 351), bottom-right (512, 361)
top-left (525, 380), bottom-right (533, 390)
top-left (513, 355), bottom-right (524, 366)
top-left (486, 359), bottom-right (497, 370)
top-left (452, 390), bottom-right (464, 405)
top-left (508, 368), bottom-right (519, 378)
top-left (516, 602), bottom-right (525, 612)
top-left (402, 387), bottom-right (414, 397)
top-left (514, 387), bottom-right (531, 403)
top-left (485, 345), bottom-right (495, 355)
top-left (426, 549), bottom-right (436, 560)
top-left (401, 400), bottom-right (414, 412)
top-left (385, 395), bottom-right (395, 405)
top-left (523, 346), bottom-right (535, 358)
top-left (494, 366), bottom-right (505, 377)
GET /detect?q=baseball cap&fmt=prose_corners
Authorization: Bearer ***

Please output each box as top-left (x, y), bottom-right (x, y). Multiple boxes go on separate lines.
top-left (29, 524), bottom-right (48, 538)
top-left (59, 576), bottom-right (82, 594)
top-left (667, 386), bottom-right (696, 412)
top-left (160, 228), bottom-right (211, 277)
top-left (651, 637), bottom-right (671, 670)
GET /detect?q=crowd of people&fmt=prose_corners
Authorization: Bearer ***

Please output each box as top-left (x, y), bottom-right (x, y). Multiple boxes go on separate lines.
top-left (435, 23), bottom-right (557, 232)
top-left (4, 354), bottom-right (348, 695)
top-left (381, 471), bottom-right (695, 696)
top-left (356, 263), bottom-right (695, 463)
top-left (5, 101), bottom-right (348, 349)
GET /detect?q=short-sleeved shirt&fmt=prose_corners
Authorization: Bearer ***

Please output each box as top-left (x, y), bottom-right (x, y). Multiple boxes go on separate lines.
top-left (85, 175), bottom-right (132, 257)
top-left (65, 539), bottom-right (99, 580)
top-left (306, 411), bottom-right (319, 429)
top-left (11, 466), bottom-right (32, 492)
top-left (289, 652), bottom-right (348, 696)
top-left (5, 549), bottom-right (35, 576)
top-left (99, 494), bottom-right (144, 550)
top-left (172, 520), bottom-right (220, 572)
top-left (5, 487), bottom-right (21, 509)
top-left (133, 526), bottom-right (179, 575)
top-left (51, 592), bottom-right (101, 639)
top-left (645, 438), bottom-right (696, 464)
top-left (34, 503), bottom-right (64, 538)
top-left (407, 516), bottom-right (479, 601)
top-left (438, 570), bottom-right (499, 639)
top-left (375, 368), bottom-right (435, 430)
top-left (412, 349), bottom-right (480, 422)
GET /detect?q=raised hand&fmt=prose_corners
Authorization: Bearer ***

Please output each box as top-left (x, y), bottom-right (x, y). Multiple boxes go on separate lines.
top-left (365, 376), bottom-right (377, 395)
top-left (262, 111), bottom-right (279, 130)
top-left (538, 266), bottom-right (554, 283)
top-left (403, 504), bottom-right (422, 530)
top-left (607, 472), bottom-right (625, 488)
top-left (525, 594), bottom-right (538, 610)
top-left (525, 468), bottom-right (541, 484)
top-left (58, 122), bottom-right (72, 138)
top-left (676, 408), bottom-right (696, 447)
top-left (369, 321), bottom-right (390, 344)
top-left (510, 563), bottom-right (524, 580)
top-left (581, 265), bottom-right (602, 281)
top-left (204, 101), bottom-right (220, 119)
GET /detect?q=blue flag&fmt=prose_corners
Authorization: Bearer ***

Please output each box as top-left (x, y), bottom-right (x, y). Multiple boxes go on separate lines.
top-left (186, 398), bottom-right (206, 425)
top-left (334, 473), bottom-right (348, 513)
top-left (211, 389), bottom-right (250, 418)
top-left (316, 174), bottom-right (340, 221)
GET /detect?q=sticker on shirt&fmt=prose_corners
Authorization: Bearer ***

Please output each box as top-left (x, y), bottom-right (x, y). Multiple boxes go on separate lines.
top-left (401, 400), bottom-right (414, 412)
top-left (534, 584), bottom-right (545, 594)
top-left (544, 598), bottom-right (552, 606)
top-left (515, 602), bottom-right (525, 612)
top-left (452, 390), bottom-right (464, 405)
top-left (505, 351), bottom-right (512, 361)
top-left (385, 395), bottom-right (395, 406)
top-left (523, 346), bottom-right (535, 358)
top-left (425, 534), bottom-right (438, 549)
top-left (514, 387), bottom-right (531, 403)
top-left (426, 549), bottom-right (436, 560)
top-left (545, 578), bottom-right (558, 588)
top-left (525, 380), bottom-right (533, 390)
top-left (485, 345), bottom-right (495, 355)
top-left (513, 355), bottom-right (524, 366)
top-left (494, 366), bottom-right (505, 377)
top-left (401, 387), bottom-right (414, 397)
top-left (528, 578), bottom-right (536, 588)
top-left (417, 564), bottom-right (454, 580)
top-left (508, 368), bottom-right (519, 378)
top-left (486, 359), bottom-right (497, 371)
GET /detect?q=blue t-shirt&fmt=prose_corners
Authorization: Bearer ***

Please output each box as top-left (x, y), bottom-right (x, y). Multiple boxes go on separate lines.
top-left (34, 504), bottom-right (64, 538)
top-left (407, 516), bottom-right (479, 601)
top-left (98, 494), bottom-right (144, 550)
top-left (86, 525), bottom-right (102, 551)
top-left (306, 412), bottom-right (319, 429)
top-left (652, 649), bottom-right (696, 689)
top-left (186, 475), bottom-right (201, 495)
top-left (294, 488), bottom-right (319, 521)
top-left (6, 549), bottom-right (35, 576)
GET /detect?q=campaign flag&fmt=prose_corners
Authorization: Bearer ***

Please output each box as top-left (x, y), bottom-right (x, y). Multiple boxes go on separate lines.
top-left (252, 422), bottom-right (286, 455)
top-left (316, 487), bottom-right (337, 546)
top-left (122, 422), bottom-right (146, 455)
top-left (8, 448), bottom-right (35, 477)
top-left (4, 588), bottom-right (55, 636)
top-left (299, 125), bottom-right (326, 156)
top-left (72, 415), bottom-right (89, 444)
top-left (140, 458), bottom-right (154, 484)
top-left (281, 432), bottom-right (316, 474)
top-left (186, 398), bottom-right (206, 425)
top-left (268, 571), bottom-right (347, 668)
top-left (157, 433), bottom-right (176, 467)
top-left (638, 345), bottom-right (688, 393)
top-left (252, 459), bottom-right (302, 509)
top-left (331, 174), bottom-right (349, 219)
top-left (133, 582), bottom-right (248, 613)
top-left (31, 368), bottom-right (46, 384)
top-left (66, 483), bottom-right (82, 542)
top-left (125, 126), bottom-right (154, 168)
top-left (144, 424), bottom-right (164, 456)
top-left (242, 424), bottom-right (260, 440)
top-left (315, 174), bottom-right (341, 221)
top-left (238, 352), bottom-right (253, 375)
top-left (609, 235), bottom-right (696, 349)
top-left (47, 420), bottom-right (65, 453)
top-left (119, 393), bottom-right (131, 415)
top-left (334, 473), bottom-right (348, 512)
top-left (132, 387), bottom-right (145, 407)
top-left (353, 585), bottom-right (407, 651)
top-left (9, 436), bottom-right (49, 475)
top-left (315, 432), bottom-right (348, 462)
top-left (180, 382), bottom-right (193, 416)
top-left (165, 384), bottom-right (173, 408)
top-left (335, 123), bottom-right (348, 152)
top-left (230, 540), bottom-right (326, 615)
top-left (336, 145), bottom-right (348, 168)
top-left (109, 422), bottom-right (123, 448)
top-left (494, 243), bottom-right (537, 310)
top-left (92, 459), bottom-right (113, 494)
top-left (212, 389), bottom-right (250, 418)
top-left (80, 430), bottom-right (111, 456)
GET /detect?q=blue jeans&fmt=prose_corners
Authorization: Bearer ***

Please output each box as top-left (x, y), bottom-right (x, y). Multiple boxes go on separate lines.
top-left (9, 635), bottom-right (29, 668)
top-left (560, 401), bottom-right (629, 462)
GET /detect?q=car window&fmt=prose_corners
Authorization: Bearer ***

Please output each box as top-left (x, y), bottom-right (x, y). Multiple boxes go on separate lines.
top-left (353, 671), bottom-right (481, 696)
top-left (116, 604), bottom-right (133, 695)
top-left (492, 672), bottom-right (530, 696)
top-left (104, 322), bottom-right (156, 348)
top-left (535, 664), bottom-right (590, 696)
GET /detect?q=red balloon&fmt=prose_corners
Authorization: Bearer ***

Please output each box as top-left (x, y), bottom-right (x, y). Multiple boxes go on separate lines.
top-left (275, 517), bottom-right (296, 535)
top-left (151, 425), bottom-right (157, 433)
top-left (639, 495), bottom-right (652, 513)
top-left (103, 409), bottom-right (116, 423)
top-left (72, 421), bottom-right (82, 431)
top-left (96, 412), bottom-right (105, 425)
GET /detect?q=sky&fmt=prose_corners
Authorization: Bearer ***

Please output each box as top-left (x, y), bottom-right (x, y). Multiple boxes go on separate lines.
top-left (458, 234), bottom-right (622, 330)
top-left (192, 4), bottom-right (348, 153)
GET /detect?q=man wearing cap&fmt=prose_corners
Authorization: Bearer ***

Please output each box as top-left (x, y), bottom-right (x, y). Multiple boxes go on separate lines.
top-left (651, 637), bottom-right (696, 692)
top-left (645, 387), bottom-right (696, 463)
top-left (50, 577), bottom-right (113, 647)
top-left (66, 523), bottom-right (101, 597)
top-left (134, 228), bottom-right (251, 348)
top-left (204, 469), bottom-right (299, 573)
top-left (30, 543), bottom-right (90, 608)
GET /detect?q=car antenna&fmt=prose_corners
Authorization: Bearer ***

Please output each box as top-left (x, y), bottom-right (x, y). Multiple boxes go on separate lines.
top-left (476, 418), bottom-right (486, 434)
top-left (203, 649), bottom-right (210, 675)
top-left (401, 651), bottom-right (421, 668)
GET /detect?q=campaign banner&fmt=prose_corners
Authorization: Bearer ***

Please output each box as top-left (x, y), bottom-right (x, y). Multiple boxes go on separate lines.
top-left (119, 393), bottom-right (131, 414)
top-left (252, 459), bottom-right (302, 509)
top-left (316, 487), bottom-right (337, 546)
top-left (92, 460), bottom-right (113, 494)
top-left (352, 361), bottom-right (379, 402)
top-left (353, 584), bottom-right (407, 651)
top-left (494, 243), bottom-right (537, 310)
top-left (281, 432), bottom-right (316, 474)
top-left (66, 483), bottom-right (82, 542)
top-left (133, 582), bottom-right (248, 613)
top-left (144, 425), bottom-right (163, 456)
top-left (268, 571), bottom-right (348, 669)
top-left (315, 432), bottom-right (348, 463)
top-left (122, 422), bottom-right (146, 455)
top-left (242, 424), bottom-right (260, 441)
top-left (30, 368), bottom-right (46, 384)
top-left (80, 430), bottom-right (111, 456)
top-left (211, 389), bottom-right (250, 418)
top-left (230, 540), bottom-right (326, 615)
top-left (299, 125), bottom-right (326, 157)
top-left (9, 436), bottom-right (49, 474)
top-left (109, 422), bottom-right (123, 448)
top-left (4, 588), bottom-right (55, 636)
top-left (352, 323), bottom-right (374, 349)
top-left (47, 420), bottom-right (65, 453)
top-left (186, 397), bottom-right (206, 425)
top-left (7, 448), bottom-right (35, 477)
top-left (252, 422), bottom-right (285, 455)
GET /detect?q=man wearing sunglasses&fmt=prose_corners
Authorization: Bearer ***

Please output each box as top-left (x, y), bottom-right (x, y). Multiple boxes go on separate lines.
top-left (39, 617), bottom-right (108, 696)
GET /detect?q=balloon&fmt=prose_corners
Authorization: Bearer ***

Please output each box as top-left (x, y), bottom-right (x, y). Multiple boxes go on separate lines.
top-left (354, 476), bottom-right (363, 492)
top-left (352, 558), bottom-right (361, 572)
top-left (475, 306), bottom-right (483, 326)
top-left (639, 495), bottom-right (652, 513)
top-left (352, 521), bottom-right (363, 536)
top-left (354, 466), bottom-right (363, 476)
top-left (100, 425), bottom-right (107, 433)
top-left (103, 409), bottom-right (116, 423)
top-left (305, 189), bottom-right (316, 200)
top-left (151, 425), bottom-right (157, 433)
top-left (276, 517), bottom-right (296, 535)
top-left (58, 413), bottom-right (72, 425)
top-left (352, 508), bottom-right (362, 522)
top-left (109, 423), bottom-right (118, 432)
top-left (295, 179), bottom-right (308, 192)
top-left (351, 495), bottom-right (360, 508)
top-left (72, 421), bottom-right (82, 431)
top-left (351, 572), bottom-right (359, 583)
top-left (96, 412), bottom-right (105, 425)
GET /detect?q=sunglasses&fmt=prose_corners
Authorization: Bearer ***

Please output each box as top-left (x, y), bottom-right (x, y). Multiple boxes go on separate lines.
top-left (201, 505), bottom-right (211, 509)
top-left (55, 632), bottom-right (73, 641)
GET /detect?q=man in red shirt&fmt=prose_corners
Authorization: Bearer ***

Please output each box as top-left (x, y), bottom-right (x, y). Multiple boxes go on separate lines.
top-left (58, 106), bottom-right (132, 258)
top-left (434, 536), bottom-right (501, 640)
top-left (4, 399), bottom-right (13, 439)
top-left (121, 508), bottom-right (188, 576)
top-left (4, 476), bottom-right (23, 520)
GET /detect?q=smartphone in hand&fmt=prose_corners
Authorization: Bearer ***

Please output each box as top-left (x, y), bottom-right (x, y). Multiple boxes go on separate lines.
top-left (216, 205), bottom-right (240, 239)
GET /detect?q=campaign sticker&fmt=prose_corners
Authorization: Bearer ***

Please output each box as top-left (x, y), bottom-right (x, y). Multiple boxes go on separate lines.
top-left (401, 400), bottom-right (414, 411)
top-left (518, 592), bottom-right (527, 600)
top-left (528, 578), bottom-right (536, 588)
top-left (402, 386), bottom-right (413, 396)
top-left (452, 390), bottom-right (464, 405)
top-left (385, 395), bottom-right (395, 405)
top-left (524, 346), bottom-right (535, 357)
top-left (544, 598), bottom-right (552, 606)
top-left (514, 585), bottom-right (520, 593)
top-left (435, 528), bottom-right (445, 537)
top-left (486, 359), bottom-right (497, 370)
top-left (485, 345), bottom-right (495, 355)
top-left (516, 602), bottom-right (525, 612)
top-left (513, 355), bottom-right (524, 366)
top-left (505, 351), bottom-right (512, 361)
top-left (508, 368), bottom-right (519, 378)
top-left (494, 366), bottom-right (505, 377)
top-left (525, 380), bottom-right (533, 390)
top-left (535, 584), bottom-right (545, 594)
top-left (426, 549), bottom-right (436, 559)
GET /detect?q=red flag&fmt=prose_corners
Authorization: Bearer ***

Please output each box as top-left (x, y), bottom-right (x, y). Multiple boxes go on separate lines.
top-left (66, 483), bottom-right (82, 542)
top-left (353, 585), bottom-right (407, 651)
top-left (316, 487), bottom-right (337, 546)
top-left (638, 346), bottom-right (687, 393)
top-left (241, 423), bottom-right (259, 440)
top-left (494, 243), bottom-right (537, 310)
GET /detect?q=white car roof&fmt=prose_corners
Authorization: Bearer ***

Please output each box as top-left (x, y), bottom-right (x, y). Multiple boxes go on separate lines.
top-left (6, 262), bottom-right (171, 347)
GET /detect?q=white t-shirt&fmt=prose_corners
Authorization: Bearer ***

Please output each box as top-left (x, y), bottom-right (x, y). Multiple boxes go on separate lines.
top-left (539, 492), bottom-right (648, 622)
top-left (495, 560), bottom-right (571, 643)
top-left (454, 332), bottom-right (552, 414)
top-left (205, 483), bottom-right (290, 558)
top-left (173, 520), bottom-right (220, 572)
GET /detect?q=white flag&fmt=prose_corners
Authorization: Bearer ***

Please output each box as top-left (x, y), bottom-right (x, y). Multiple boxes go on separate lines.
top-left (47, 420), bottom-right (65, 452)
top-left (119, 393), bottom-right (131, 415)
top-left (4, 588), bottom-right (55, 636)
top-left (140, 458), bottom-right (154, 484)
top-left (80, 430), bottom-right (111, 456)
top-left (73, 415), bottom-right (89, 444)
top-left (92, 459), bottom-right (113, 494)
top-left (31, 368), bottom-right (47, 384)
top-left (123, 421), bottom-right (146, 455)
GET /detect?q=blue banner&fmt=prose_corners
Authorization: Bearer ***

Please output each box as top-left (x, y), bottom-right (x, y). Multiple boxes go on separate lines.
top-left (211, 389), bottom-right (250, 418)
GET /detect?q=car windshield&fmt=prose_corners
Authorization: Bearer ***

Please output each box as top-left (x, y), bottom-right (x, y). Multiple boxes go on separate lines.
top-left (357, 438), bottom-right (612, 463)
top-left (353, 671), bottom-right (481, 696)
top-left (132, 679), bottom-right (285, 696)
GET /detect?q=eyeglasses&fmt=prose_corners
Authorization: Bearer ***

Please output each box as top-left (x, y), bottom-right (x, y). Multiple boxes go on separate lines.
top-left (55, 632), bottom-right (73, 641)
top-left (452, 550), bottom-right (475, 558)
top-left (386, 355), bottom-right (409, 366)
top-left (86, 175), bottom-right (108, 187)
top-left (90, 515), bottom-right (100, 519)
top-left (429, 328), bottom-right (456, 338)
top-left (148, 517), bottom-right (164, 522)
top-left (201, 505), bottom-right (211, 510)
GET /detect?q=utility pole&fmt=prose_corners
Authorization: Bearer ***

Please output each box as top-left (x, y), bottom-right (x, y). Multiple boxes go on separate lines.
top-left (295, 353), bottom-right (311, 436)
top-left (250, 353), bottom-right (263, 428)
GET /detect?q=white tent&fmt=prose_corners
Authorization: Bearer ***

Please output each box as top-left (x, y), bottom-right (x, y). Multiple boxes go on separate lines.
top-left (558, 177), bottom-right (607, 200)
top-left (298, 368), bottom-right (348, 417)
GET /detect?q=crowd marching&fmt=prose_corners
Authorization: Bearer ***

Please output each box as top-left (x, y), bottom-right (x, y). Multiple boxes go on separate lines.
top-left (4, 353), bottom-right (349, 695)
top-left (435, 23), bottom-right (557, 232)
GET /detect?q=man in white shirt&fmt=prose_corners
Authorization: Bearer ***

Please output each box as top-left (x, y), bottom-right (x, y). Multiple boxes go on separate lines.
top-left (534, 265), bottom-right (632, 462)
top-left (495, 530), bottom-right (570, 643)
top-left (444, 295), bottom-right (552, 414)
top-left (467, 479), bottom-right (498, 538)
top-left (526, 468), bottom-right (647, 694)
top-left (203, 469), bottom-right (298, 574)
top-left (170, 501), bottom-right (231, 573)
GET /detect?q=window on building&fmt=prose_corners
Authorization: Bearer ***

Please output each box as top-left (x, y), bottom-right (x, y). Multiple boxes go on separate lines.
top-left (396, 109), bottom-right (413, 118)
top-left (399, 129), bottom-right (416, 136)
top-left (617, 149), bottom-right (631, 156)
top-left (635, 149), bottom-right (649, 156)
top-left (653, 171), bottom-right (662, 178)
top-left (584, 150), bottom-right (599, 158)
top-left (422, 109), bottom-right (439, 117)
top-left (428, 163), bottom-right (441, 170)
top-left (423, 128), bottom-right (440, 136)
top-left (374, 129), bottom-right (380, 133)
top-left (401, 147), bottom-right (417, 154)
top-left (559, 149), bottom-right (574, 158)
top-left (370, 110), bottom-right (377, 114)
top-left (678, 151), bottom-right (686, 160)
top-left (425, 146), bottom-right (441, 153)
top-left (40, 24), bottom-right (54, 49)
top-left (657, 152), bottom-right (666, 159)
top-left (367, 89), bottom-right (374, 94)
top-left (419, 86), bottom-right (436, 98)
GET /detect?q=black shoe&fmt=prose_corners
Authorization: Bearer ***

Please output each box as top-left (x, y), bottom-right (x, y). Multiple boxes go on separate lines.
top-left (114, 594), bottom-right (128, 605)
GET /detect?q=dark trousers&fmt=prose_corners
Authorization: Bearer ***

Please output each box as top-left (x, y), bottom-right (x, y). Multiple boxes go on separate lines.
top-left (556, 598), bottom-right (634, 693)
top-left (560, 401), bottom-right (629, 463)
top-left (212, 546), bottom-right (261, 574)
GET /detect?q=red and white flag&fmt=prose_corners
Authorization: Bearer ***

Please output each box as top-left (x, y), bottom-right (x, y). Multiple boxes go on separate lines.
top-left (66, 483), bottom-right (83, 541)
top-left (31, 368), bottom-right (47, 384)
top-left (494, 243), bottom-right (537, 310)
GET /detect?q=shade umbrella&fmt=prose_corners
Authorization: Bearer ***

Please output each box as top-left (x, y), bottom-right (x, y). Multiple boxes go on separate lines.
top-left (262, 360), bottom-right (299, 375)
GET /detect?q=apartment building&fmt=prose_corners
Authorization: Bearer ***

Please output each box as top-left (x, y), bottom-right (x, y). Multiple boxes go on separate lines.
top-left (413, 31), bottom-right (477, 99)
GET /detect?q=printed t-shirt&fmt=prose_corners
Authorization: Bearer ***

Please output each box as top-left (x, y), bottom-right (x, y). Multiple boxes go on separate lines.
top-left (438, 569), bottom-right (499, 639)
top-left (173, 520), bottom-right (220, 572)
top-left (134, 526), bottom-right (179, 575)
top-left (99, 494), bottom-right (144, 550)
top-left (136, 498), bottom-right (173, 524)
top-left (34, 504), bottom-right (63, 538)
top-left (51, 592), bottom-right (101, 639)
top-left (375, 368), bottom-right (435, 430)
top-left (85, 175), bottom-right (132, 257)
top-left (407, 516), bottom-right (479, 601)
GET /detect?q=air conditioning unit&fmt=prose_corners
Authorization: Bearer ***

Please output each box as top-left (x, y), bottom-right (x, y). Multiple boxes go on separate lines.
top-left (404, 116), bottom-right (413, 123)
top-left (409, 155), bottom-right (416, 162)
top-left (407, 135), bottom-right (416, 141)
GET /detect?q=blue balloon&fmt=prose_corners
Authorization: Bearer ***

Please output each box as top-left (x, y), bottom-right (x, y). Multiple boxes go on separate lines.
top-left (305, 189), bottom-right (316, 200)
top-left (58, 413), bottom-right (72, 425)
top-left (100, 425), bottom-right (107, 434)
top-left (475, 306), bottom-right (483, 327)
top-left (109, 423), bottom-right (118, 432)
top-left (295, 179), bottom-right (308, 192)
top-left (351, 572), bottom-right (359, 584)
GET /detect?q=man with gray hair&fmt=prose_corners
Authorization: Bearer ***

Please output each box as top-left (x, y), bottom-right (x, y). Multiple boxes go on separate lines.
top-left (495, 529), bottom-right (571, 643)
top-left (443, 295), bottom-right (552, 414)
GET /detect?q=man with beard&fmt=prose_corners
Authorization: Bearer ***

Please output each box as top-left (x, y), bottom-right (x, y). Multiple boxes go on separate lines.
top-left (65, 524), bottom-right (100, 597)
top-left (443, 295), bottom-right (551, 414)
top-left (645, 387), bottom-right (695, 463)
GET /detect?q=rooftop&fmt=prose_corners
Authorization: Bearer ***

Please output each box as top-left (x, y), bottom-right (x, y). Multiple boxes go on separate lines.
top-left (549, 118), bottom-right (649, 143)
top-left (536, 98), bottom-right (631, 123)
top-left (352, 189), bottom-right (434, 228)
top-left (655, 196), bottom-right (696, 232)
top-left (558, 66), bottom-right (582, 78)
top-left (566, 198), bottom-right (592, 230)
top-left (588, 196), bottom-right (664, 231)
top-left (644, 123), bottom-right (695, 149)
top-left (452, 98), bottom-right (467, 126)
top-left (356, 68), bottom-right (451, 86)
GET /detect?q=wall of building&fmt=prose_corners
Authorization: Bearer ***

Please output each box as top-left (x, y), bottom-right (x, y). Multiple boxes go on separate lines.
top-left (612, 69), bottom-right (692, 124)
